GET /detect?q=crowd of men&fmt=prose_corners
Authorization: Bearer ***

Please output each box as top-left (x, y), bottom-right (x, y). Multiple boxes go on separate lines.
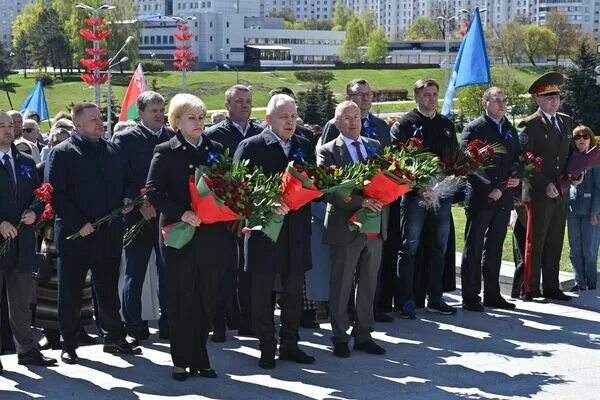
top-left (0, 71), bottom-right (581, 375)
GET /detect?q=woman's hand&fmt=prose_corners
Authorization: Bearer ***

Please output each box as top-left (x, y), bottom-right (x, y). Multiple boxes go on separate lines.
top-left (181, 211), bottom-right (202, 227)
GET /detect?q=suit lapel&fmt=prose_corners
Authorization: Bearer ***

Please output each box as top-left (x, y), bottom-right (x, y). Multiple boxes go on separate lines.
top-left (333, 135), bottom-right (353, 166)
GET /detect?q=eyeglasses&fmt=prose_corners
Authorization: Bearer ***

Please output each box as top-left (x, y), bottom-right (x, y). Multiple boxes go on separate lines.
top-left (23, 128), bottom-right (36, 133)
top-left (574, 134), bottom-right (591, 140)
top-left (489, 97), bottom-right (508, 104)
top-left (349, 92), bottom-right (373, 99)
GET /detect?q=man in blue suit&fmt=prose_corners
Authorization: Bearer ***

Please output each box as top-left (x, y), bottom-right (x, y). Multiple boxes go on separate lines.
top-left (48, 103), bottom-right (141, 364)
top-left (0, 110), bottom-right (56, 373)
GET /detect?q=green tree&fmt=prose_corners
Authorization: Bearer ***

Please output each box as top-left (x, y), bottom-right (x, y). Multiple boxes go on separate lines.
top-left (105, 0), bottom-right (142, 70)
top-left (494, 21), bottom-right (526, 65)
top-left (545, 10), bottom-right (579, 64)
top-left (11, 1), bottom-right (43, 78)
top-left (561, 42), bottom-right (600, 132)
top-left (267, 7), bottom-right (296, 22)
top-left (297, 82), bottom-right (336, 125)
top-left (405, 17), bottom-right (442, 40)
top-left (340, 17), bottom-right (367, 63)
top-left (29, 6), bottom-right (72, 76)
top-left (364, 29), bottom-right (388, 63)
top-left (522, 24), bottom-right (556, 66)
top-left (303, 18), bottom-right (334, 31)
top-left (332, 0), bottom-right (353, 31)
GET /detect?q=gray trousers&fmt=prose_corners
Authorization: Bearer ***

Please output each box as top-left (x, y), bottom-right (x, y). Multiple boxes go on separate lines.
top-left (0, 269), bottom-right (35, 354)
top-left (329, 236), bottom-right (382, 345)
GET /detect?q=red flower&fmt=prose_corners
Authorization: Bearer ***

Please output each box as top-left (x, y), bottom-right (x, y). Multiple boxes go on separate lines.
top-left (486, 146), bottom-right (495, 156)
top-left (38, 204), bottom-right (54, 223)
top-left (526, 152), bottom-right (535, 161)
top-left (534, 158), bottom-right (543, 172)
top-left (34, 183), bottom-right (54, 204)
top-left (408, 137), bottom-right (424, 150)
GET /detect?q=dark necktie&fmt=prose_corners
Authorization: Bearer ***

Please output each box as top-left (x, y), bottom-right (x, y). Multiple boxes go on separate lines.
top-left (352, 141), bottom-right (365, 162)
top-left (2, 154), bottom-right (16, 185)
top-left (551, 116), bottom-right (561, 135)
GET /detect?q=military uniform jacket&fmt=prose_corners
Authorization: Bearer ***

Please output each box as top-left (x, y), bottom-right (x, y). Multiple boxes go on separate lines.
top-left (0, 146), bottom-right (42, 272)
top-left (48, 133), bottom-right (130, 258)
top-left (461, 115), bottom-right (520, 210)
top-left (204, 117), bottom-right (263, 155)
top-left (233, 129), bottom-right (314, 274)
top-left (318, 113), bottom-right (391, 148)
top-left (518, 109), bottom-right (573, 202)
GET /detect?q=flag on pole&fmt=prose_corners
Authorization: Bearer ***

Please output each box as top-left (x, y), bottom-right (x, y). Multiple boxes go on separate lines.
top-left (20, 81), bottom-right (50, 121)
top-left (441, 8), bottom-right (491, 116)
top-left (118, 64), bottom-right (148, 121)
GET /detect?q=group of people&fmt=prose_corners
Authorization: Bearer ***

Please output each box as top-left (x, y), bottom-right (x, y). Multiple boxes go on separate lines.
top-left (0, 71), bottom-right (597, 380)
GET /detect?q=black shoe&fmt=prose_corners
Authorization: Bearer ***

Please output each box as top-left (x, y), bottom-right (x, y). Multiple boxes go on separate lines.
top-left (104, 339), bottom-right (142, 355)
top-left (569, 285), bottom-right (586, 292)
top-left (172, 368), bottom-right (188, 381)
top-left (140, 322), bottom-right (150, 340)
top-left (333, 343), bottom-right (351, 358)
top-left (18, 348), bottom-right (57, 366)
top-left (211, 329), bottom-right (226, 343)
top-left (353, 340), bottom-right (386, 355)
top-left (0, 358), bottom-right (3, 374)
top-left (258, 349), bottom-right (276, 369)
top-left (61, 349), bottom-right (79, 364)
top-left (126, 335), bottom-right (140, 347)
top-left (484, 297), bottom-right (516, 310)
top-left (462, 302), bottom-right (484, 312)
top-left (78, 329), bottom-right (98, 345)
top-left (190, 367), bottom-right (218, 378)
top-left (238, 327), bottom-right (255, 337)
top-left (543, 290), bottom-right (572, 301)
top-left (278, 347), bottom-right (315, 364)
top-left (374, 312), bottom-right (394, 323)
top-left (522, 292), bottom-right (548, 303)
top-left (38, 335), bottom-right (61, 351)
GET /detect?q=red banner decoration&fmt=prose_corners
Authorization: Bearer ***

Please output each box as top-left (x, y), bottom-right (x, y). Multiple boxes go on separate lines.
top-left (81, 73), bottom-right (109, 85)
top-left (176, 24), bottom-right (191, 31)
top-left (173, 61), bottom-right (194, 70)
top-left (173, 50), bottom-right (194, 60)
top-left (176, 45), bottom-right (192, 51)
top-left (80, 58), bottom-right (110, 71)
top-left (173, 33), bottom-right (193, 41)
top-left (79, 28), bottom-right (111, 41)
top-left (85, 48), bottom-right (107, 56)
top-left (85, 17), bottom-right (105, 26)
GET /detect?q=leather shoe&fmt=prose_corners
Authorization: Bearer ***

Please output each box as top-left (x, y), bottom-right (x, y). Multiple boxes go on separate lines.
top-left (104, 339), bottom-right (142, 355)
top-left (258, 349), bottom-right (276, 369)
top-left (18, 348), bottom-right (57, 366)
top-left (172, 369), bottom-right (188, 381)
top-left (462, 302), bottom-right (484, 312)
top-left (211, 330), bottom-right (226, 343)
top-left (353, 340), bottom-right (386, 355)
top-left (333, 343), bottom-right (350, 358)
top-left (374, 312), bottom-right (394, 323)
top-left (78, 329), bottom-right (98, 345)
top-left (543, 290), bottom-right (572, 301)
top-left (484, 297), bottom-right (516, 309)
top-left (61, 349), bottom-right (79, 364)
top-left (278, 347), bottom-right (315, 364)
top-left (191, 368), bottom-right (217, 378)
top-left (38, 335), bottom-right (61, 351)
top-left (522, 292), bottom-right (548, 303)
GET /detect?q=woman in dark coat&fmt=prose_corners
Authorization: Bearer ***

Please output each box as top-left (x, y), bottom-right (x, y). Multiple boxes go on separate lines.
top-left (146, 93), bottom-right (237, 381)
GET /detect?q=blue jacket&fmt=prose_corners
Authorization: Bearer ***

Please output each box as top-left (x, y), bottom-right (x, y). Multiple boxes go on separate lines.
top-left (569, 165), bottom-right (600, 217)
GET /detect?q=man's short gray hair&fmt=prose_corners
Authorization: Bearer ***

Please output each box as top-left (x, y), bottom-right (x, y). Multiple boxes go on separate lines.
top-left (23, 119), bottom-right (40, 131)
top-left (334, 101), bottom-right (359, 120)
top-left (266, 94), bottom-right (296, 116)
top-left (137, 91), bottom-right (165, 112)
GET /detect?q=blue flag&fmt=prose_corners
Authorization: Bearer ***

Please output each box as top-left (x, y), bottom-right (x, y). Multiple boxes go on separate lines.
top-left (20, 80), bottom-right (49, 121)
top-left (441, 8), bottom-right (491, 116)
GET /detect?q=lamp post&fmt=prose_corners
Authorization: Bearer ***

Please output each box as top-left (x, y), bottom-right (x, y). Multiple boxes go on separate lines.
top-left (172, 16), bottom-right (196, 93)
top-left (436, 14), bottom-right (456, 88)
top-left (3, 52), bottom-right (15, 109)
top-left (223, 63), bottom-right (239, 84)
top-left (105, 56), bottom-right (129, 138)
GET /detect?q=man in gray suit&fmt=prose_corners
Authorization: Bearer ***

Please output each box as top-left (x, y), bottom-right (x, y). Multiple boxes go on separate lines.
top-left (316, 101), bottom-right (387, 358)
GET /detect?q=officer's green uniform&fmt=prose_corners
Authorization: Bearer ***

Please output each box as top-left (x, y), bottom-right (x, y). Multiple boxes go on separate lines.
top-left (518, 72), bottom-right (573, 298)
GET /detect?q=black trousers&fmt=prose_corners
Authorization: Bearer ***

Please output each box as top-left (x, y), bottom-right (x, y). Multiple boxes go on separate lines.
top-left (163, 238), bottom-right (218, 370)
top-left (461, 207), bottom-right (510, 303)
top-left (511, 205), bottom-right (527, 296)
top-left (251, 270), bottom-right (303, 351)
top-left (236, 237), bottom-right (253, 331)
top-left (58, 255), bottom-right (125, 350)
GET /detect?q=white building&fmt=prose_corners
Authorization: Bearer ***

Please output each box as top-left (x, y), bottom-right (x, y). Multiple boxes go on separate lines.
top-left (0, 0), bottom-right (33, 46)
top-left (262, 0), bottom-right (335, 21)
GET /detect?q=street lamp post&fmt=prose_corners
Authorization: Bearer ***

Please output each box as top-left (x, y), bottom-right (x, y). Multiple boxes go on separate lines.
top-left (436, 14), bottom-right (456, 88)
top-left (105, 56), bottom-right (129, 138)
top-left (223, 63), bottom-right (239, 84)
top-left (172, 16), bottom-right (196, 93)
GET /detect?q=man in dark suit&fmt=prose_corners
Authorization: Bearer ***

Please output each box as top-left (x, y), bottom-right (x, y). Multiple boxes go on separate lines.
top-left (317, 101), bottom-right (387, 358)
top-left (460, 87), bottom-right (520, 312)
top-left (48, 103), bottom-right (141, 364)
top-left (518, 72), bottom-right (573, 302)
top-left (0, 110), bottom-right (57, 373)
top-left (233, 94), bottom-right (316, 369)
top-left (112, 91), bottom-right (174, 343)
top-left (205, 85), bottom-right (263, 339)
top-left (318, 79), bottom-right (391, 148)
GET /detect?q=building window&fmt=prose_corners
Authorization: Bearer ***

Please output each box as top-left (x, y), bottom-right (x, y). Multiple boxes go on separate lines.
top-left (157, 36), bottom-right (161, 44)
top-left (226, 38), bottom-right (230, 44)
top-left (210, 35), bottom-right (213, 41)
top-left (227, 22), bottom-right (230, 28)
top-left (150, 36), bottom-right (155, 44)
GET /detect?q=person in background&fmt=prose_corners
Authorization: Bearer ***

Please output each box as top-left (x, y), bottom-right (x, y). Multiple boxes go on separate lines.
top-left (211, 111), bottom-right (225, 125)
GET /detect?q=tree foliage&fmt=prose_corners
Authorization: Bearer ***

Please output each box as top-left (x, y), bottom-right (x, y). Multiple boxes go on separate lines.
top-left (340, 17), bottom-right (367, 63)
top-left (493, 21), bottom-right (526, 65)
top-left (522, 25), bottom-right (556, 66)
top-left (332, 0), bottom-right (353, 31)
top-left (545, 10), bottom-right (579, 64)
top-left (296, 82), bottom-right (336, 126)
top-left (294, 70), bottom-right (335, 84)
top-left (364, 29), bottom-right (388, 63)
top-left (405, 17), bottom-right (442, 40)
top-left (267, 7), bottom-right (296, 22)
top-left (561, 42), bottom-right (600, 132)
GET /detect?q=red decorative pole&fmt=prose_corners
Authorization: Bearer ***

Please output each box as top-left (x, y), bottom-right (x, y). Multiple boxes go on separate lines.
top-left (79, 14), bottom-right (111, 106)
top-left (173, 19), bottom-right (195, 92)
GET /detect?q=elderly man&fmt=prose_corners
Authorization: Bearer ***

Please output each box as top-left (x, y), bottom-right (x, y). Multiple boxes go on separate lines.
top-left (518, 72), bottom-right (573, 302)
top-left (6, 111), bottom-right (23, 139)
top-left (15, 119), bottom-right (42, 164)
top-left (317, 101), bottom-right (387, 358)
top-left (233, 94), bottom-right (315, 369)
top-left (48, 103), bottom-right (141, 364)
top-left (0, 110), bottom-right (57, 373)
top-left (460, 87), bottom-right (520, 311)
top-left (206, 85), bottom-right (263, 338)
top-left (113, 91), bottom-right (174, 343)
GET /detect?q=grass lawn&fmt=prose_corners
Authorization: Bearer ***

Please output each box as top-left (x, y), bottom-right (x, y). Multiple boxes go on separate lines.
top-left (1, 66), bottom-right (544, 117)
top-left (452, 206), bottom-right (576, 272)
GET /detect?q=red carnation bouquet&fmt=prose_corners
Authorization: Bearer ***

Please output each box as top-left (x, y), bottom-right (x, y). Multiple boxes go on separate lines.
top-left (1, 183), bottom-right (54, 258)
top-left (440, 139), bottom-right (504, 183)
top-left (498, 151), bottom-right (542, 192)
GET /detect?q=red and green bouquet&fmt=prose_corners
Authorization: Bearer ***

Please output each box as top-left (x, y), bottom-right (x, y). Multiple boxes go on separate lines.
top-left (440, 139), bottom-right (504, 183)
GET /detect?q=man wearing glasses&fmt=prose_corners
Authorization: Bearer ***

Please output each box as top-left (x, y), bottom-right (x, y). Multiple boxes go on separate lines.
top-left (460, 87), bottom-right (520, 312)
top-left (518, 72), bottom-right (573, 302)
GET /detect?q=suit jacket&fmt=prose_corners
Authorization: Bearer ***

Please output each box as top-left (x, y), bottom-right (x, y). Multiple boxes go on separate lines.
top-left (145, 132), bottom-right (237, 266)
top-left (233, 129), bottom-right (314, 274)
top-left (204, 117), bottom-right (263, 155)
top-left (318, 113), bottom-right (391, 148)
top-left (48, 133), bottom-right (130, 258)
top-left (316, 135), bottom-right (388, 246)
top-left (112, 123), bottom-right (174, 228)
top-left (518, 109), bottom-right (573, 202)
top-left (461, 115), bottom-right (520, 210)
top-left (0, 145), bottom-right (42, 272)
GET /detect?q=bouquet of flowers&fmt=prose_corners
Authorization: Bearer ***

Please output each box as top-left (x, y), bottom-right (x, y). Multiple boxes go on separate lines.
top-left (242, 168), bottom-right (286, 242)
top-left (497, 151), bottom-right (542, 193)
top-left (123, 188), bottom-right (153, 248)
top-left (0, 183), bottom-right (54, 258)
